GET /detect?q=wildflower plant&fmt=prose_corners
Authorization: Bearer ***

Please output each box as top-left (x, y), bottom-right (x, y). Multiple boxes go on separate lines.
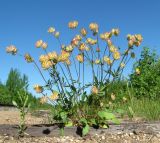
top-left (12, 90), bottom-right (31, 137)
top-left (6, 21), bottom-right (142, 136)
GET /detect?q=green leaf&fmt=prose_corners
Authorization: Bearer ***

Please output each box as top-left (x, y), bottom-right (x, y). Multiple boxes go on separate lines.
top-left (12, 100), bottom-right (18, 107)
top-left (89, 118), bottom-right (96, 125)
top-left (82, 124), bottom-right (90, 136)
top-left (100, 124), bottom-right (108, 128)
top-left (80, 118), bottom-right (87, 125)
top-left (65, 121), bottom-right (73, 127)
top-left (23, 94), bottom-right (29, 108)
top-left (98, 111), bottom-right (115, 120)
top-left (60, 112), bottom-right (67, 122)
top-left (111, 118), bottom-right (120, 124)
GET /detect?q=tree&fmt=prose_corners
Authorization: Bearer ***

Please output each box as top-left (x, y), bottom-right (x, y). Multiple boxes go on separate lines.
top-left (130, 47), bottom-right (160, 99)
top-left (6, 68), bottom-right (29, 101)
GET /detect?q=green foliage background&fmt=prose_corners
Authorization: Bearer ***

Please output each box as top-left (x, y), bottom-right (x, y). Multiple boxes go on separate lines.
top-left (130, 47), bottom-right (160, 99)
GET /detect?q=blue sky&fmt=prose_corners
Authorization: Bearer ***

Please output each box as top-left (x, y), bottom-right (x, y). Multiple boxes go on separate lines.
top-left (0, 0), bottom-right (160, 96)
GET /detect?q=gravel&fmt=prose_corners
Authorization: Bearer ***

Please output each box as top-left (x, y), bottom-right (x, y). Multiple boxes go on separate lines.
top-left (0, 132), bottom-right (160, 143)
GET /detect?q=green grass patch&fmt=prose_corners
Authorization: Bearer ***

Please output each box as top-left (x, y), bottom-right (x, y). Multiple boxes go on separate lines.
top-left (117, 97), bottom-right (160, 121)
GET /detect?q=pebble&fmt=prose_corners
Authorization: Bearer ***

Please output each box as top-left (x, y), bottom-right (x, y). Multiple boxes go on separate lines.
top-left (0, 132), bottom-right (160, 143)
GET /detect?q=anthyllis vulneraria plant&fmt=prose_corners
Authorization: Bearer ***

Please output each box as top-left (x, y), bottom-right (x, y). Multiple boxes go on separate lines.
top-left (12, 90), bottom-right (31, 137)
top-left (6, 21), bottom-right (143, 136)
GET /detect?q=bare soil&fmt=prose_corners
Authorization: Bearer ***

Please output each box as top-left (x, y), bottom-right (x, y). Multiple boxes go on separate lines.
top-left (0, 110), bottom-right (160, 143)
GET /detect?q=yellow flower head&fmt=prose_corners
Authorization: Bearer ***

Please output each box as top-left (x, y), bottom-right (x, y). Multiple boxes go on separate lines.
top-left (34, 85), bottom-right (43, 93)
top-left (75, 35), bottom-right (82, 41)
top-left (86, 38), bottom-right (97, 45)
top-left (113, 51), bottom-right (121, 60)
top-left (106, 39), bottom-right (112, 47)
top-left (100, 32), bottom-right (112, 40)
top-left (134, 41), bottom-right (141, 47)
top-left (135, 68), bottom-right (140, 75)
top-left (95, 59), bottom-right (101, 64)
top-left (48, 51), bottom-right (58, 61)
top-left (68, 20), bottom-right (78, 29)
top-left (40, 96), bottom-right (48, 104)
top-left (66, 45), bottom-right (74, 52)
top-left (128, 40), bottom-right (134, 48)
top-left (120, 62), bottom-right (125, 68)
top-left (103, 56), bottom-right (112, 65)
top-left (35, 40), bottom-right (43, 48)
top-left (6, 45), bottom-right (18, 55)
top-left (39, 55), bottom-right (49, 63)
top-left (71, 38), bottom-right (79, 47)
top-left (76, 54), bottom-right (84, 63)
top-left (41, 61), bottom-right (54, 70)
top-left (50, 91), bottom-right (59, 100)
top-left (41, 42), bottom-right (48, 49)
top-left (91, 86), bottom-right (99, 95)
top-left (135, 34), bottom-right (143, 43)
top-left (79, 43), bottom-right (86, 51)
top-left (58, 50), bottom-right (70, 62)
top-left (127, 34), bottom-right (143, 47)
top-left (80, 28), bottom-right (87, 36)
top-left (109, 45), bottom-right (117, 53)
top-left (127, 34), bottom-right (132, 41)
top-left (24, 53), bottom-right (33, 63)
top-left (111, 28), bottom-right (120, 36)
top-left (48, 27), bottom-right (55, 33)
top-left (89, 23), bottom-right (99, 33)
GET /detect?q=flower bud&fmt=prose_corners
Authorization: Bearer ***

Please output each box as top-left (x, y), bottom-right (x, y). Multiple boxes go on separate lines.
top-left (76, 54), bottom-right (84, 63)
top-left (80, 28), bottom-right (87, 36)
top-left (48, 27), bottom-right (55, 33)
top-left (35, 40), bottom-right (43, 48)
top-left (24, 53), bottom-right (33, 63)
top-left (54, 31), bottom-right (60, 38)
top-left (34, 85), bottom-right (43, 93)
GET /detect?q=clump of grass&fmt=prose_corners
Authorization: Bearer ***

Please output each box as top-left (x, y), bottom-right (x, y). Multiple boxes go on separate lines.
top-left (117, 97), bottom-right (160, 121)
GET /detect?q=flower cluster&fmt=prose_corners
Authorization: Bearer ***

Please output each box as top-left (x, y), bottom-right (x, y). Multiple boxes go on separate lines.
top-left (89, 23), bottom-right (98, 33)
top-left (47, 27), bottom-right (60, 38)
top-left (68, 21), bottom-right (78, 29)
top-left (127, 34), bottom-right (143, 48)
top-left (6, 45), bottom-right (17, 55)
top-left (35, 40), bottom-right (48, 49)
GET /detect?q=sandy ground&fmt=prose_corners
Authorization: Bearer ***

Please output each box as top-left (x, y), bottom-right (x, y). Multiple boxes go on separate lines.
top-left (0, 111), bottom-right (48, 125)
top-left (0, 110), bottom-right (160, 143)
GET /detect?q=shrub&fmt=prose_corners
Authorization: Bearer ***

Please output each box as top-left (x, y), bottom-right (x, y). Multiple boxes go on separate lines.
top-left (130, 47), bottom-right (160, 99)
